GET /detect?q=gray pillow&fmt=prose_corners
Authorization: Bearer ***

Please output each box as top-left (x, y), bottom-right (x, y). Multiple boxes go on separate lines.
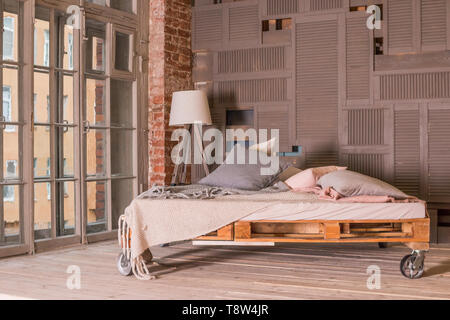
top-left (198, 145), bottom-right (283, 191)
top-left (317, 170), bottom-right (409, 199)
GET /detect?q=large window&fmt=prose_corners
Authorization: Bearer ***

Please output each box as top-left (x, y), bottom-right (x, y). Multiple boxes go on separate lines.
top-left (0, 0), bottom-right (143, 257)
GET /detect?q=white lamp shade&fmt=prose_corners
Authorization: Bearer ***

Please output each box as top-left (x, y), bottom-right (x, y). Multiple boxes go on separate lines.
top-left (169, 90), bottom-right (212, 126)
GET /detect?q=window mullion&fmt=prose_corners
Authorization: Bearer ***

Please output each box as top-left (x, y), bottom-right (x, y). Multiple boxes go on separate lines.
top-left (105, 22), bottom-right (112, 232)
top-left (49, 8), bottom-right (57, 239)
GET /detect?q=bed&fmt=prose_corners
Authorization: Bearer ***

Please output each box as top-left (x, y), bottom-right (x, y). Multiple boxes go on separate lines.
top-left (116, 185), bottom-right (430, 280)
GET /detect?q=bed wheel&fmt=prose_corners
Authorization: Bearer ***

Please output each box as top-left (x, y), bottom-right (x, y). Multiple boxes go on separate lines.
top-left (400, 251), bottom-right (425, 279)
top-left (117, 253), bottom-right (133, 276)
top-left (378, 242), bottom-right (388, 248)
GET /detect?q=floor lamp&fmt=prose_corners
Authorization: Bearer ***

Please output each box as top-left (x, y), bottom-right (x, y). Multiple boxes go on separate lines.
top-left (169, 90), bottom-right (212, 185)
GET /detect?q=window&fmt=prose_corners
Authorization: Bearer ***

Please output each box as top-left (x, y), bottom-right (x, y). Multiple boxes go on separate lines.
top-left (46, 95), bottom-right (50, 123)
top-left (34, 28), bottom-right (37, 63)
top-left (3, 86), bottom-right (15, 132)
top-left (33, 94), bottom-right (38, 122)
top-left (4, 160), bottom-right (17, 202)
top-left (3, 16), bottom-right (14, 60)
top-left (1, 1), bottom-right (142, 254)
top-left (6, 160), bottom-right (17, 178)
top-left (63, 95), bottom-right (69, 116)
top-left (46, 157), bottom-right (51, 200)
top-left (68, 33), bottom-right (73, 70)
top-left (43, 29), bottom-right (49, 67)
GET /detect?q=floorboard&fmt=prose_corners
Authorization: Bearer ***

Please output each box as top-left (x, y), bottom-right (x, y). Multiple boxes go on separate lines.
top-left (0, 241), bottom-right (449, 300)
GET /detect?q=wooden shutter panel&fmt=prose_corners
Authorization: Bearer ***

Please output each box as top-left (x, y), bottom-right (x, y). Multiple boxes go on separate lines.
top-left (380, 72), bottom-right (450, 100)
top-left (428, 108), bottom-right (450, 202)
top-left (217, 47), bottom-right (285, 74)
top-left (344, 153), bottom-right (384, 180)
top-left (387, 0), bottom-right (413, 53)
top-left (421, 0), bottom-right (447, 50)
top-left (217, 78), bottom-right (287, 104)
top-left (394, 109), bottom-right (421, 197)
top-left (296, 19), bottom-right (338, 139)
top-left (267, 0), bottom-right (299, 15)
top-left (229, 5), bottom-right (259, 42)
top-left (346, 15), bottom-right (370, 100)
top-left (257, 106), bottom-right (290, 152)
top-left (310, 0), bottom-right (342, 11)
top-left (193, 8), bottom-right (223, 49)
top-left (348, 109), bottom-right (384, 145)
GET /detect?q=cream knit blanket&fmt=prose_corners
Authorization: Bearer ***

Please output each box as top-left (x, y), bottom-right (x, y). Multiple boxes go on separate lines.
top-left (118, 184), bottom-right (289, 280)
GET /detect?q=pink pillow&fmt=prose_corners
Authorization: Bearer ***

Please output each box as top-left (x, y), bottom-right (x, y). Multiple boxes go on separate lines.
top-left (285, 166), bottom-right (347, 190)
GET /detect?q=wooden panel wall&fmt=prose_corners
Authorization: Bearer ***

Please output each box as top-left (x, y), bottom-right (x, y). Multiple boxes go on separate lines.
top-left (192, 0), bottom-right (450, 205)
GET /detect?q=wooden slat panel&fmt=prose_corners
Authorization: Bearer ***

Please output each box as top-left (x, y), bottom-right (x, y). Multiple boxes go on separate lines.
top-left (346, 15), bottom-right (370, 100)
top-left (217, 78), bottom-right (287, 104)
top-left (229, 5), bottom-right (259, 42)
top-left (387, 0), bottom-right (413, 52)
top-left (348, 109), bottom-right (384, 145)
top-left (306, 152), bottom-right (339, 168)
top-left (310, 0), bottom-right (343, 11)
top-left (257, 106), bottom-right (290, 152)
top-left (380, 72), bottom-right (450, 100)
top-left (394, 109), bottom-right (420, 197)
top-left (296, 19), bottom-right (338, 139)
top-left (428, 109), bottom-right (450, 202)
top-left (193, 8), bottom-right (223, 48)
top-left (267, 0), bottom-right (299, 15)
top-left (421, 0), bottom-right (447, 49)
top-left (344, 153), bottom-right (384, 179)
top-left (218, 47), bottom-right (285, 74)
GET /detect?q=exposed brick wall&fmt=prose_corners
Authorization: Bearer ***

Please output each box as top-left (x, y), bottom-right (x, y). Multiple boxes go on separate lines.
top-left (148, 0), bottom-right (193, 186)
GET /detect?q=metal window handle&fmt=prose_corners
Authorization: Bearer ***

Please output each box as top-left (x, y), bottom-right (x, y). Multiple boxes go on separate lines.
top-left (83, 120), bottom-right (91, 133)
top-left (0, 116), bottom-right (5, 129)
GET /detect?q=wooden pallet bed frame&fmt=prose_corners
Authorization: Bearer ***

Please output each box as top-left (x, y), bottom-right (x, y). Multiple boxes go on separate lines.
top-left (117, 212), bottom-right (430, 279)
top-left (196, 216), bottom-right (430, 251)
top-left (194, 212), bottom-right (431, 279)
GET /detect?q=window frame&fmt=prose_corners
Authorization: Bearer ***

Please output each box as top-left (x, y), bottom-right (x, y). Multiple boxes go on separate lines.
top-left (0, 0), bottom-right (147, 258)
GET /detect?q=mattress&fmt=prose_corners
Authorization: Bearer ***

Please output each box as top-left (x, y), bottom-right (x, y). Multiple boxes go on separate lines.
top-left (223, 191), bottom-right (427, 221)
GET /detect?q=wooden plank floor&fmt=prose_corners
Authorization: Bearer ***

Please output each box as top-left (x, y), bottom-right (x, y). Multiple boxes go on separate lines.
top-left (0, 240), bottom-right (449, 300)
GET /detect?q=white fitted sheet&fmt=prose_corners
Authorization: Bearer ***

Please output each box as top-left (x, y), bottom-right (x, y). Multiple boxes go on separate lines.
top-left (230, 191), bottom-right (426, 221)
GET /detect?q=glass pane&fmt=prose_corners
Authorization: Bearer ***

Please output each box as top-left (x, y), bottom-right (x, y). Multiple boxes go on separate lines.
top-left (34, 182), bottom-right (52, 240)
top-left (87, 0), bottom-right (106, 6)
top-left (86, 181), bottom-right (106, 234)
top-left (111, 129), bottom-right (133, 176)
top-left (58, 127), bottom-right (74, 177)
top-left (110, 0), bottom-right (135, 13)
top-left (114, 31), bottom-right (130, 71)
top-left (34, 12), bottom-right (50, 67)
top-left (1, 185), bottom-right (21, 246)
top-left (85, 79), bottom-right (105, 126)
top-left (34, 125), bottom-right (51, 178)
top-left (62, 24), bottom-right (74, 70)
top-left (34, 72), bottom-right (50, 123)
top-left (3, 11), bottom-right (18, 62)
top-left (3, 125), bottom-right (20, 180)
top-left (3, 66), bottom-right (19, 123)
top-left (111, 79), bottom-right (133, 127)
top-left (86, 129), bottom-right (106, 177)
top-left (111, 179), bottom-right (134, 229)
top-left (92, 36), bottom-right (105, 72)
top-left (62, 74), bottom-right (74, 123)
top-left (86, 19), bottom-right (106, 72)
top-left (58, 181), bottom-right (75, 236)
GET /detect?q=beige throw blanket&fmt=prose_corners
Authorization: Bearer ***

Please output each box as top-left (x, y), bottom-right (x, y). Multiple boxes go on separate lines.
top-left (118, 184), bottom-right (289, 280)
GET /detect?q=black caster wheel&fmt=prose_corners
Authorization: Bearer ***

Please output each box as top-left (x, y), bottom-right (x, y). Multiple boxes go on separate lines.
top-left (400, 253), bottom-right (424, 279)
top-left (117, 252), bottom-right (133, 276)
top-left (378, 242), bottom-right (388, 248)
